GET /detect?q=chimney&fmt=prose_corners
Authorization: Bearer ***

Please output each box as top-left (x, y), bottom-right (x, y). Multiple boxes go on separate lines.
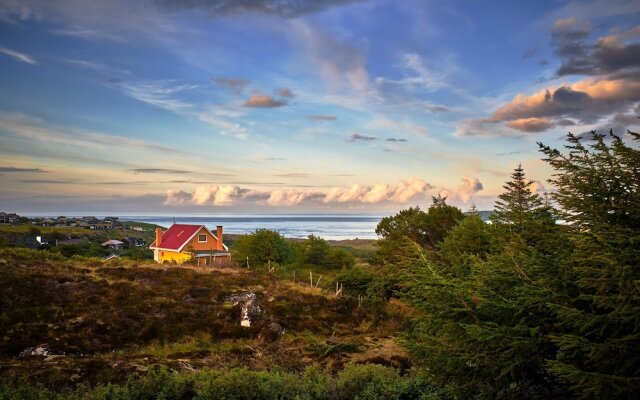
top-left (155, 227), bottom-right (162, 247)
top-left (216, 225), bottom-right (223, 251)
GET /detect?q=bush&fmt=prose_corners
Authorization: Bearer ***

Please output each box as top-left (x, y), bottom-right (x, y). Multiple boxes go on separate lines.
top-left (231, 229), bottom-right (292, 266)
top-left (336, 267), bottom-right (376, 296)
top-left (0, 365), bottom-right (440, 399)
top-left (336, 364), bottom-right (411, 400)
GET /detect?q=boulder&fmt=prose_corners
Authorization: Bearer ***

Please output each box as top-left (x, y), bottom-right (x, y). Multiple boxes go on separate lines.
top-left (261, 322), bottom-right (284, 342)
top-left (19, 343), bottom-right (52, 357)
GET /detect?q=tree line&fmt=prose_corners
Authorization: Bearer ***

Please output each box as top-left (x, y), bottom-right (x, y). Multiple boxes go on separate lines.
top-left (377, 131), bottom-right (639, 399)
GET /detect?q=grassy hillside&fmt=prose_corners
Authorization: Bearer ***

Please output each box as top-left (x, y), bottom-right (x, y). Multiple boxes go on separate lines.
top-left (0, 248), bottom-right (410, 395)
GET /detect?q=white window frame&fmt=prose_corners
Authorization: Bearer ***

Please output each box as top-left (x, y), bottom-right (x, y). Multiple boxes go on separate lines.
top-left (198, 234), bottom-right (207, 243)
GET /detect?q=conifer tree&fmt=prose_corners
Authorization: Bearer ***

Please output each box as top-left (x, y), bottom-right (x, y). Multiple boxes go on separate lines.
top-left (538, 131), bottom-right (640, 399)
top-left (491, 164), bottom-right (546, 230)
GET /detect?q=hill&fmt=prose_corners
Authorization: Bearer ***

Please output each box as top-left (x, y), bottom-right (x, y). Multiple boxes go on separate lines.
top-left (0, 248), bottom-right (412, 396)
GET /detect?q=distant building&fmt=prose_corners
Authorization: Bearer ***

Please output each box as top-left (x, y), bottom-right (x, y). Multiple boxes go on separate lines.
top-left (132, 226), bottom-right (145, 232)
top-left (149, 224), bottom-right (230, 266)
top-left (122, 237), bottom-right (146, 248)
top-left (57, 238), bottom-right (87, 246)
top-left (101, 239), bottom-right (124, 250)
top-left (0, 212), bottom-right (23, 224)
top-left (91, 221), bottom-right (113, 229)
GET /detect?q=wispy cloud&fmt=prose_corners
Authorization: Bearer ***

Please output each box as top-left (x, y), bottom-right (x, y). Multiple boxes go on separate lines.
top-left (156, 0), bottom-right (362, 18)
top-left (0, 46), bottom-right (37, 64)
top-left (0, 112), bottom-right (176, 153)
top-left (63, 59), bottom-right (131, 75)
top-left (307, 115), bottom-right (337, 121)
top-left (275, 172), bottom-right (311, 177)
top-left (349, 133), bottom-right (377, 142)
top-left (112, 79), bottom-right (250, 139)
top-left (15, 179), bottom-right (78, 184)
top-left (127, 168), bottom-right (193, 174)
top-left (0, 166), bottom-right (48, 173)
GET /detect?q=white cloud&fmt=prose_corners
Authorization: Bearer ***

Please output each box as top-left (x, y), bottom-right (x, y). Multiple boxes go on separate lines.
top-left (192, 185), bottom-right (242, 205)
top-left (266, 189), bottom-right (317, 206)
top-left (323, 177), bottom-right (432, 204)
top-left (456, 176), bottom-right (483, 202)
top-left (163, 189), bottom-right (191, 205)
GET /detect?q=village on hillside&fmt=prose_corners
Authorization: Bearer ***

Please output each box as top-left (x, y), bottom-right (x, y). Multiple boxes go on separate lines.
top-left (0, 211), bottom-right (154, 260)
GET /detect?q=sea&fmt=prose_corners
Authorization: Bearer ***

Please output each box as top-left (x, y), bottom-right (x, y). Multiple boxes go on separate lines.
top-left (127, 214), bottom-right (384, 240)
top-left (27, 213), bottom-right (386, 240)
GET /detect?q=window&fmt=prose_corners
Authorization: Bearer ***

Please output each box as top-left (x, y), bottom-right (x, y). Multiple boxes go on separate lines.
top-left (198, 234), bottom-right (207, 242)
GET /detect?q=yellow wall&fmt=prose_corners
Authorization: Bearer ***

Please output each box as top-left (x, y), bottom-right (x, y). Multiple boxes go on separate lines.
top-left (159, 250), bottom-right (191, 264)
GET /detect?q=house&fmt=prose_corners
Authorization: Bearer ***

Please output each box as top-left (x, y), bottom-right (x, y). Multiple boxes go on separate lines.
top-left (101, 239), bottom-right (124, 250)
top-left (149, 224), bottom-right (230, 266)
top-left (122, 237), bottom-right (146, 248)
top-left (91, 221), bottom-right (113, 229)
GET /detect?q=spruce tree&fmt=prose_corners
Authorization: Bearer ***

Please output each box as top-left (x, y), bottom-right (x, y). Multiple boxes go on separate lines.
top-left (538, 131), bottom-right (640, 399)
top-left (491, 164), bottom-right (546, 230)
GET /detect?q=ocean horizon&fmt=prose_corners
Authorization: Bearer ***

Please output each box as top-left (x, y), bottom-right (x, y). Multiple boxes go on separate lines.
top-left (23, 213), bottom-right (387, 240)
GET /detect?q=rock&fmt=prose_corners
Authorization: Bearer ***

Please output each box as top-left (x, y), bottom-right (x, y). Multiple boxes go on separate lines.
top-left (261, 322), bottom-right (284, 342)
top-left (19, 343), bottom-right (52, 357)
top-left (225, 292), bottom-right (261, 328)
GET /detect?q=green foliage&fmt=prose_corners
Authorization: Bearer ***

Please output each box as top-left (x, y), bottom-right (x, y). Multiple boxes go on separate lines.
top-left (538, 131), bottom-right (640, 399)
top-left (0, 365), bottom-right (439, 399)
top-left (336, 364), bottom-right (414, 400)
top-left (298, 235), bottom-right (355, 269)
top-left (397, 131), bottom-right (640, 399)
top-left (121, 245), bottom-right (154, 260)
top-left (336, 267), bottom-right (376, 296)
top-left (50, 243), bottom-right (111, 258)
top-left (231, 229), bottom-right (293, 266)
top-left (302, 234), bottom-right (331, 266)
top-left (376, 198), bottom-right (465, 263)
top-left (324, 247), bottom-right (356, 269)
top-left (437, 212), bottom-right (490, 276)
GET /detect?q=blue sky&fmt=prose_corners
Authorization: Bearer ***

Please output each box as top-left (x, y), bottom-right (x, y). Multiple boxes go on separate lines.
top-left (0, 0), bottom-right (639, 213)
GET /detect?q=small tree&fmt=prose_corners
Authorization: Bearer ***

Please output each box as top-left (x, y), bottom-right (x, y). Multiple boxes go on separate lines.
top-left (491, 164), bottom-right (546, 230)
top-left (302, 235), bottom-right (331, 266)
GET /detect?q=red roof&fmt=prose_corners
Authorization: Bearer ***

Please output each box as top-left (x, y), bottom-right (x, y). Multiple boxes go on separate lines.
top-left (150, 224), bottom-right (204, 251)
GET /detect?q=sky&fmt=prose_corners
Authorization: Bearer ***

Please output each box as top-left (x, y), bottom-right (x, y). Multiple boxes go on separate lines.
top-left (0, 0), bottom-right (639, 214)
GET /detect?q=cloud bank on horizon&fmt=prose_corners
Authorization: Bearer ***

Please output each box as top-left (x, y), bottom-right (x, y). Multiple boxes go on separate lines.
top-left (0, 0), bottom-right (638, 213)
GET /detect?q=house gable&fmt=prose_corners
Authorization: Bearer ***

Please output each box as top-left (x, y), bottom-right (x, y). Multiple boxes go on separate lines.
top-left (179, 226), bottom-right (221, 252)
